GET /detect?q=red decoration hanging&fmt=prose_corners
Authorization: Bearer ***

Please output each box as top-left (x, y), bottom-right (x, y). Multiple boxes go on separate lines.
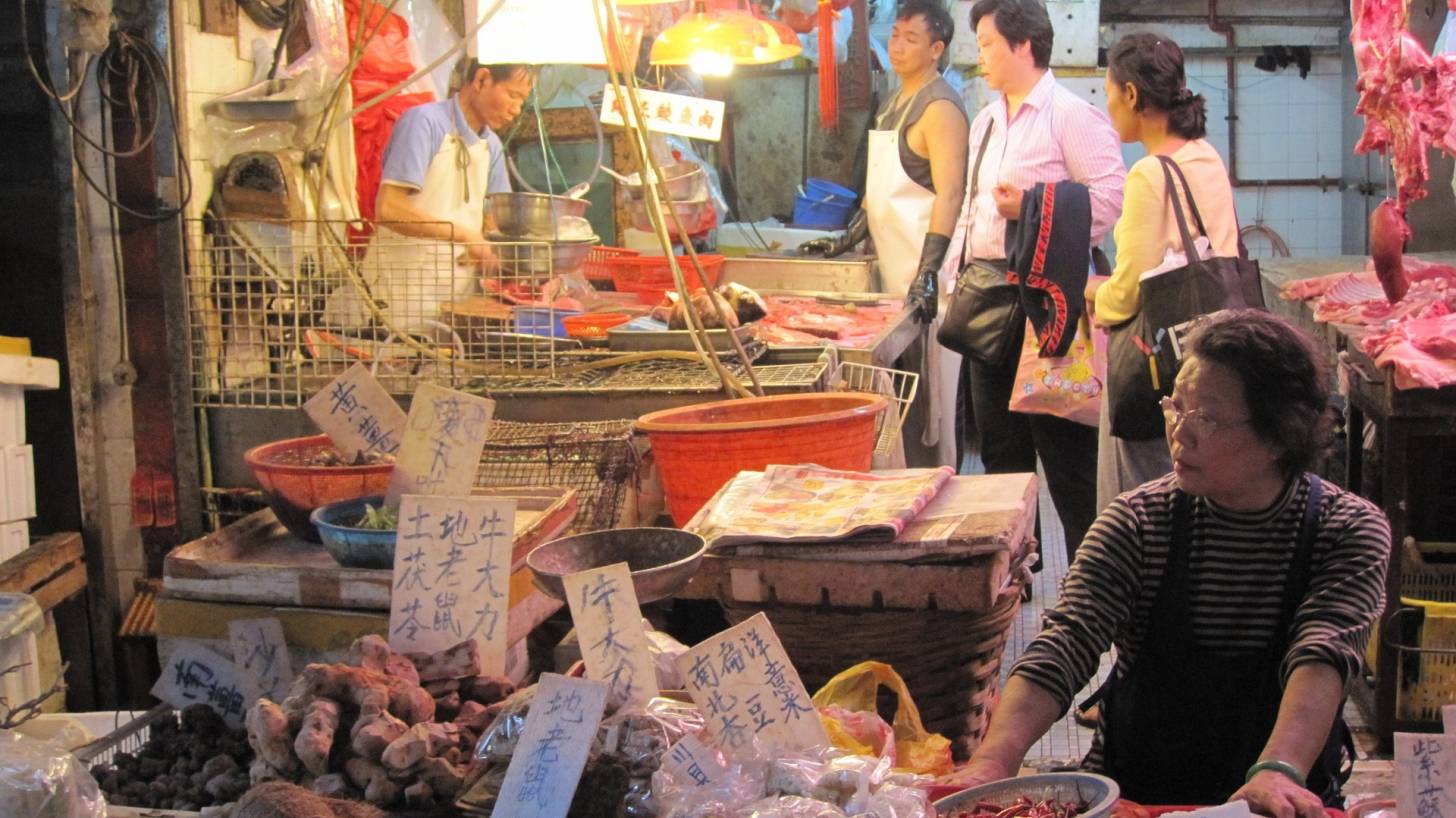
top-left (818, 0), bottom-right (838, 129)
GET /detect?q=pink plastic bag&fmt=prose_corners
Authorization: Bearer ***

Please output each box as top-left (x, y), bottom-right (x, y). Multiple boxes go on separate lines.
top-left (1009, 318), bottom-right (1106, 427)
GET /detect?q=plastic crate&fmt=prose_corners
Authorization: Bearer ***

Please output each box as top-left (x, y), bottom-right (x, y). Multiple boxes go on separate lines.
top-left (581, 245), bottom-right (639, 284)
top-left (606, 254), bottom-right (726, 304)
top-left (1388, 539), bottom-right (1456, 723)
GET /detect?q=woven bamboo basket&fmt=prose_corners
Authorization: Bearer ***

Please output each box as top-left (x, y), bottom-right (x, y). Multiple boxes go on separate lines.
top-left (722, 585), bottom-right (1023, 761)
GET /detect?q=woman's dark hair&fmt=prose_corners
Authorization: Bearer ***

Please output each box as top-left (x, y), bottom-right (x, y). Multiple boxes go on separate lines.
top-left (897, 0), bottom-right (955, 51)
top-left (451, 59), bottom-right (530, 94)
top-left (1186, 310), bottom-right (1331, 477)
top-left (1107, 33), bottom-right (1206, 139)
top-left (970, 0), bottom-right (1053, 69)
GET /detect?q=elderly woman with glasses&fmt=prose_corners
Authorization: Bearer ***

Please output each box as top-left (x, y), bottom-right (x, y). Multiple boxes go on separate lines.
top-left (947, 311), bottom-right (1391, 816)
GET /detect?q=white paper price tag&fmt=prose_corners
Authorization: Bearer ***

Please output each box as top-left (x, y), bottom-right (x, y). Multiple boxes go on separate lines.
top-left (674, 612), bottom-right (827, 755)
top-left (302, 363), bottom-right (407, 462)
top-left (493, 674), bottom-right (609, 818)
top-left (152, 644), bottom-right (250, 728)
top-left (385, 384), bottom-right (494, 506)
top-left (388, 494), bottom-right (516, 674)
top-left (564, 562), bottom-right (659, 709)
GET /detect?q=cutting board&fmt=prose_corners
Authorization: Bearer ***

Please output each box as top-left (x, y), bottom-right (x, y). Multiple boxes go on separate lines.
top-left (163, 486), bottom-right (578, 610)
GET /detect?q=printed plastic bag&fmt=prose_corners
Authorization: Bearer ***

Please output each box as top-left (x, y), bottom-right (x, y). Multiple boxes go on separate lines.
top-left (1009, 317), bottom-right (1106, 428)
top-left (811, 662), bottom-right (953, 777)
top-left (0, 729), bottom-right (106, 818)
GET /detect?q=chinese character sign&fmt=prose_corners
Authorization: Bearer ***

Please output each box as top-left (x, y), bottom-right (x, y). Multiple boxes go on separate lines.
top-left (661, 733), bottom-right (730, 789)
top-left (494, 674), bottom-right (608, 818)
top-left (228, 617), bottom-right (293, 703)
top-left (385, 384), bottom-right (495, 506)
top-left (388, 494), bottom-right (516, 672)
top-left (1398, 733), bottom-right (1456, 818)
top-left (151, 644), bottom-right (250, 728)
top-left (674, 612), bottom-right (827, 755)
top-left (302, 364), bottom-right (408, 462)
top-left (600, 85), bottom-right (726, 143)
top-left (563, 562), bottom-right (659, 710)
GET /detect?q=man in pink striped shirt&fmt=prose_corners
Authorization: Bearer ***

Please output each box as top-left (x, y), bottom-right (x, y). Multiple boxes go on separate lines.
top-left (945, 0), bottom-right (1126, 560)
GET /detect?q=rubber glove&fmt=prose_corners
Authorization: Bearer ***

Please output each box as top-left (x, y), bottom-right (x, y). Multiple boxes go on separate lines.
top-left (907, 232), bottom-right (949, 323)
top-left (797, 208), bottom-right (869, 257)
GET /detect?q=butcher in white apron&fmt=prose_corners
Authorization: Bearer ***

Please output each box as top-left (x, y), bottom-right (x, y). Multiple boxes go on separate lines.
top-left (327, 60), bottom-right (532, 332)
top-left (801, 1), bottom-right (969, 467)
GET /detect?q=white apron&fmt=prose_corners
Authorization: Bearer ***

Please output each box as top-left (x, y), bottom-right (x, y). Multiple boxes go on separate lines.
top-left (336, 120), bottom-right (492, 333)
top-left (864, 88), bottom-right (962, 468)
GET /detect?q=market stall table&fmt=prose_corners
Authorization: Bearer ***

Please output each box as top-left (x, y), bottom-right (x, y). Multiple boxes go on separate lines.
top-left (678, 472), bottom-right (1039, 757)
top-left (154, 487), bottom-right (578, 681)
top-left (1261, 254), bottom-right (1456, 744)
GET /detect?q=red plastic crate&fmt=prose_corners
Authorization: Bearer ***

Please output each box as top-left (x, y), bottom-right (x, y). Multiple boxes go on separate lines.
top-left (582, 246), bottom-right (639, 284)
top-left (606, 254), bottom-right (727, 304)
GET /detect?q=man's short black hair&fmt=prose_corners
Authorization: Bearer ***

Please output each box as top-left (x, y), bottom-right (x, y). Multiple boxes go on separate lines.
top-left (970, 0), bottom-right (1053, 69)
top-left (896, 0), bottom-right (955, 51)
top-left (451, 58), bottom-right (531, 94)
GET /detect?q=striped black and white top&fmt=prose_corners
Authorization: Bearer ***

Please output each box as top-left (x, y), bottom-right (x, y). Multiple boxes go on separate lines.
top-left (1011, 472), bottom-right (1391, 764)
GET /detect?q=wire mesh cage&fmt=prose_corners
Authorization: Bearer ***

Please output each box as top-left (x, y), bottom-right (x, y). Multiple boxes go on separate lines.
top-left (475, 419), bottom-right (643, 533)
top-left (830, 361), bottom-right (919, 456)
top-left (199, 486), bottom-right (268, 533)
top-left (185, 218), bottom-right (587, 407)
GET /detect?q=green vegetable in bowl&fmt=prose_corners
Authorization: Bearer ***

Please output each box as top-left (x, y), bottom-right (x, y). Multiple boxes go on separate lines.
top-left (354, 504), bottom-right (398, 530)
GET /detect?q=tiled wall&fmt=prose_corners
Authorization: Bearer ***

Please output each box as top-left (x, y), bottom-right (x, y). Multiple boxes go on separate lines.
top-left (1104, 17), bottom-right (1349, 259)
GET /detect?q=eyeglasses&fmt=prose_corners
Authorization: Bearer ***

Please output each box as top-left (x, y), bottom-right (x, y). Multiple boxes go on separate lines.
top-left (1160, 396), bottom-right (1250, 440)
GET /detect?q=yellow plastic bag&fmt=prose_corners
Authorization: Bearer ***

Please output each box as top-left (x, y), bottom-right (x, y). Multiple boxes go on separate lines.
top-left (812, 660), bottom-right (954, 777)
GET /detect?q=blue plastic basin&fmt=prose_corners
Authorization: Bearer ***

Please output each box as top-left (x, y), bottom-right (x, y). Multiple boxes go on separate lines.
top-left (310, 495), bottom-right (398, 569)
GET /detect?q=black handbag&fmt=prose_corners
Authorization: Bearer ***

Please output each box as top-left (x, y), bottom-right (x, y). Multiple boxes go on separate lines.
top-left (937, 121), bottom-right (1024, 366)
top-left (1107, 156), bottom-right (1267, 440)
top-left (938, 260), bottom-right (1023, 366)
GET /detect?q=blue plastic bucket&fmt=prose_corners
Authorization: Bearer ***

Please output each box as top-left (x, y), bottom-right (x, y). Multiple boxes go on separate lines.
top-left (794, 194), bottom-right (854, 228)
top-left (805, 177), bottom-right (858, 204)
top-left (513, 307), bottom-right (581, 337)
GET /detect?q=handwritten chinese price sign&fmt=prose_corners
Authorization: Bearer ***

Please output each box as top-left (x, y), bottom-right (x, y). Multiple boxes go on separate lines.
top-left (674, 612), bottom-right (827, 755)
top-left (661, 733), bottom-right (730, 789)
top-left (303, 364), bottom-right (407, 462)
top-left (229, 617), bottom-right (292, 703)
top-left (151, 644), bottom-right (250, 728)
top-left (600, 85), bottom-right (726, 143)
top-left (494, 674), bottom-right (608, 818)
top-left (563, 562), bottom-right (659, 710)
top-left (1398, 733), bottom-right (1456, 818)
top-left (388, 494), bottom-right (516, 674)
top-left (385, 384), bottom-right (494, 506)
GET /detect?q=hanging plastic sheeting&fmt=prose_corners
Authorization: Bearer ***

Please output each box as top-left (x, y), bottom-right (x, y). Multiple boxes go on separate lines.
top-left (202, 0), bottom-right (358, 222)
top-left (344, 0), bottom-right (446, 227)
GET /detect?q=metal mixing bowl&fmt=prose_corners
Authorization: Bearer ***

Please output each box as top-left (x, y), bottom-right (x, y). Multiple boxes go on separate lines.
top-left (526, 527), bottom-right (707, 604)
top-left (933, 773), bottom-right (1120, 818)
top-left (489, 192), bottom-right (591, 238)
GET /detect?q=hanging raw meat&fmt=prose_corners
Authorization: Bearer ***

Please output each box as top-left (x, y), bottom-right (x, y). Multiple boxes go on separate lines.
top-left (1370, 198), bottom-right (1413, 302)
top-left (1350, 0), bottom-right (1456, 302)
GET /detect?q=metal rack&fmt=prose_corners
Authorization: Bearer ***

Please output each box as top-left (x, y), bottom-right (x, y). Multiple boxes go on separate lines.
top-left (185, 218), bottom-right (580, 407)
top-left (831, 361), bottom-right (918, 456)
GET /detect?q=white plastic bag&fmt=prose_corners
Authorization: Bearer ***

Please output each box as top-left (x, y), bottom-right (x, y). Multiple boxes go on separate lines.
top-left (0, 729), bottom-right (106, 818)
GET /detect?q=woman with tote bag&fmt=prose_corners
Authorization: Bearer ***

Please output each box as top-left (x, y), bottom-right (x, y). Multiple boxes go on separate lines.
top-left (1088, 33), bottom-right (1243, 510)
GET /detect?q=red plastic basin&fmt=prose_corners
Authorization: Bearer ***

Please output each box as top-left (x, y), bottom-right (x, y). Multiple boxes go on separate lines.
top-left (635, 393), bottom-right (888, 525)
top-left (243, 434), bottom-right (394, 542)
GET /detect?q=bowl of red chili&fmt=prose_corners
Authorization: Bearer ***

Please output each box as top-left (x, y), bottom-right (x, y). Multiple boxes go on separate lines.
top-left (935, 773), bottom-right (1119, 818)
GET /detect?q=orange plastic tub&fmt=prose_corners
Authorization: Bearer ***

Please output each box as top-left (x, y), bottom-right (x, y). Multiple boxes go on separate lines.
top-left (635, 393), bottom-right (889, 525)
top-left (244, 434), bottom-right (394, 542)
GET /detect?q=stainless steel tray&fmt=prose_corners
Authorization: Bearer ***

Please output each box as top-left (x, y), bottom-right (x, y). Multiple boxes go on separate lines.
top-left (606, 323), bottom-right (757, 353)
